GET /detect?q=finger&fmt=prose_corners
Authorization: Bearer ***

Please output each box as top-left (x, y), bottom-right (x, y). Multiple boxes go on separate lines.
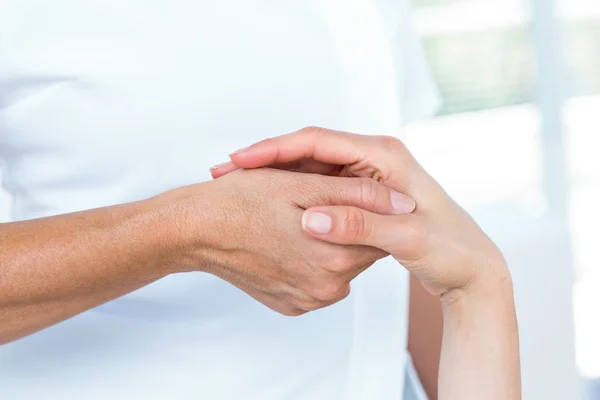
top-left (210, 161), bottom-right (240, 179)
top-left (229, 127), bottom-right (366, 170)
top-left (295, 283), bottom-right (352, 312)
top-left (340, 245), bottom-right (388, 268)
top-left (227, 277), bottom-right (307, 317)
top-left (253, 292), bottom-right (307, 317)
top-left (269, 159), bottom-right (342, 175)
top-left (297, 175), bottom-right (416, 216)
top-left (300, 206), bottom-right (425, 258)
top-left (210, 159), bottom-right (340, 179)
top-left (229, 127), bottom-right (426, 196)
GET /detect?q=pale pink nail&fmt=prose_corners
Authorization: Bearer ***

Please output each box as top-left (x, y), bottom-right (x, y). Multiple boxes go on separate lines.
top-left (391, 191), bottom-right (416, 214)
top-left (229, 147), bottom-right (248, 156)
top-left (302, 212), bottom-right (332, 234)
top-left (209, 162), bottom-right (230, 170)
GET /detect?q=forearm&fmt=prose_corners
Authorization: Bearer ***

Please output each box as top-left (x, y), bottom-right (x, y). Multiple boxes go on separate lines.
top-left (438, 276), bottom-right (521, 400)
top-left (408, 275), bottom-right (442, 399)
top-left (0, 278), bottom-right (157, 344)
top-left (0, 190), bottom-right (197, 344)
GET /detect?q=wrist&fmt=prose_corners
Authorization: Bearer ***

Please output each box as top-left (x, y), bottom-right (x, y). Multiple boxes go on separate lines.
top-left (439, 264), bottom-right (521, 400)
top-left (147, 180), bottom-right (225, 274)
top-left (441, 263), bottom-right (514, 312)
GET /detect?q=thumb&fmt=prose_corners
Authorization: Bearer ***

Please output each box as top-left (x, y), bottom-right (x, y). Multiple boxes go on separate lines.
top-left (298, 176), bottom-right (416, 216)
top-left (301, 206), bottom-right (421, 256)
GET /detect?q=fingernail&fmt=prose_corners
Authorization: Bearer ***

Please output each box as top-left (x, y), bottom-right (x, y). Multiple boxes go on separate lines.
top-left (229, 147), bottom-right (248, 156)
top-left (391, 191), bottom-right (416, 214)
top-left (209, 162), bottom-right (229, 170)
top-left (302, 212), bottom-right (332, 234)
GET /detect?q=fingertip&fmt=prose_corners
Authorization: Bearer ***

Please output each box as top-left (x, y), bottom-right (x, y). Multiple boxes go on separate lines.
top-left (228, 145), bottom-right (254, 162)
top-left (229, 146), bottom-right (248, 157)
top-left (302, 210), bottom-right (333, 235)
top-left (391, 190), bottom-right (416, 214)
top-left (228, 153), bottom-right (251, 169)
top-left (229, 146), bottom-right (279, 169)
top-left (209, 161), bottom-right (238, 178)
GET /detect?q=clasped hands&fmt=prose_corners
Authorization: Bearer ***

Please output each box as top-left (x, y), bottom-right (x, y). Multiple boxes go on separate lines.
top-left (203, 127), bottom-right (508, 316)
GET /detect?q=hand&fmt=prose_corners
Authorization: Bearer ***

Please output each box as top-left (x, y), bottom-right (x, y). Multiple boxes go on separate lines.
top-left (212, 127), bottom-right (509, 299)
top-left (172, 167), bottom-right (415, 316)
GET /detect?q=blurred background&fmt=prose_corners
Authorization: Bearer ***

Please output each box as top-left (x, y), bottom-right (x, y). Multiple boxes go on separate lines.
top-left (0, 0), bottom-right (597, 398)
top-left (404, 0), bottom-right (599, 398)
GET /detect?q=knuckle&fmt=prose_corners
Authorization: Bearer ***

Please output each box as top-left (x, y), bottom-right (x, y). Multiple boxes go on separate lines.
top-left (377, 135), bottom-right (405, 152)
top-left (377, 136), bottom-right (418, 170)
top-left (295, 299), bottom-right (324, 312)
top-left (300, 126), bottom-right (328, 137)
top-left (356, 178), bottom-right (380, 211)
top-left (340, 208), bottom-right (372, 242)
top-left (279, 307), bottom-right (307, 317)
top-left (337, 284), bottom-right (352, 301)
top-left (311, 281), bottom-right (348, 303)
top-left (325, 251), bottom-right (353, 273)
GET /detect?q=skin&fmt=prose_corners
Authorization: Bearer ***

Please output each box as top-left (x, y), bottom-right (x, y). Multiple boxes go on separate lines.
top-left (1, 126), bottom-right (520, 399)
top-left (215, 129), bottom-right (444, 399)
top-left (212, 127), bottom-right (522, 400)
top-left (409, 274), bottom-right (443, 399)
top-left (0, 168), bottom-right (413, 343)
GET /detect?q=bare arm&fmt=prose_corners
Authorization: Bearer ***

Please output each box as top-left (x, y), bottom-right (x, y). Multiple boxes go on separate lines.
top-left (220, 127), bottom-right (522, 400)
top-left (409, 274), bottom-right (443, 399)
top-left (439, 279), bottom-right (520, 400)
top-left (410, 273), bottom-right (520, 400)
top-left (0, 194), bottom-right (186, 344)
top-left (1, 169), bottom-right (401, 344)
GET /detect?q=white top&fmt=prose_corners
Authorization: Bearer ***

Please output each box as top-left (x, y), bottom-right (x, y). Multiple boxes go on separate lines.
top-left (0, 1), bottom-right (438, 399)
